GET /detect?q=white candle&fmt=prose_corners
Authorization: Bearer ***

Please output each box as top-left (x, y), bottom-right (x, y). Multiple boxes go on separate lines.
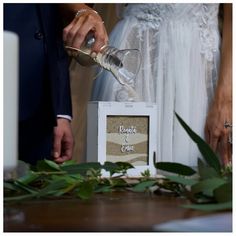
top-left (3, 31), bottom-right (19, 173)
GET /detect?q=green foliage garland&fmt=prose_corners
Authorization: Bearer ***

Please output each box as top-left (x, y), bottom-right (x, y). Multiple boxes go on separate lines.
top-left (4, 113), bottom-right (232, 212)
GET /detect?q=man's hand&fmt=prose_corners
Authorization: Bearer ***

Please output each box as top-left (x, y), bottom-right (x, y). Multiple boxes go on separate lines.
top-left (53, 118), bottom-right (74, 163)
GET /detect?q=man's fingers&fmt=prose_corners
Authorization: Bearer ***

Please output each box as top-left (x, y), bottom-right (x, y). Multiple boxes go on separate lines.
top-left (53, 132), bottom-right (62, 159)
top-left (54, 156), bottom-right (69, 164)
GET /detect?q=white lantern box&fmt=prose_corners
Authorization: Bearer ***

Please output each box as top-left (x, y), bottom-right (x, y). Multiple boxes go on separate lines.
top-left (86, 102), bottom-right (157, 177)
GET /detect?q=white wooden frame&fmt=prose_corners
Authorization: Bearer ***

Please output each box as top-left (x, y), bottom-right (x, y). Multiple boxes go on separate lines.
top-left (87, 102), bottom-right (157, 177)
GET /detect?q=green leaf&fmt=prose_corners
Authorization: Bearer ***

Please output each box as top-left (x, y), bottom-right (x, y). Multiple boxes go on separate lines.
top-left (191, 178), bottom-right (226, 196)
top-left (17, 171), bottom-right (39, 185)
top-left (76, 181), bottom-right (95, 200)
top-left (94, 185), bottom-right (112, 193)
top-left (214, 182), bottom-right (232, 203)
top-left (116, 162), bottom-right (134, 170)
top-left (155, 162), bottom-right (196, 176)
top-left (4, 193), bottom-right (38, 202)
top-left (36, 159), bottom-right (61, 172)
top-left (103, 162), bottom-right (119, 176)
top-left (4, 181), bottom-right (39, 202)
top-left (55, 183), bottom-right (77, 196)
top-left (67, 173), bottom-right (84, 181)
top-left (132, 180), bottom-right (157, 192)
top-left (197, 158), bottom-right (220, 180)
top-left (182, 201), bottom-right (232, 211)
top-left (14, 181), bottom-right (39, 194)
top-left (115, 162), bottom-right (135, 174)
top-left (51, 174), bottom-right (78, 185)
top-left (141, 169), bottom-right (151, 178)
top-left (4, 182), bottom-right (22, 192)
top-left (44, 159), bottom-right (61, 170)
top-left (61, 162), bottom-right (102, 176)
top-left (166, 175), bottom-right (198, 186)
top-left (37, 179), bottom-right (68, 197)
top-left (49, 175), bottom-right (83, 196)
top-left (102, 162), bottom-right (135, 176)
top-left (60, 160), bottom-right (77, 167)
top-left (110, 178), bottom-right (127, 187)
top-left (102, 162), bottom-right (134, 176)
top-left (175, 113), bottom-right (221, 173)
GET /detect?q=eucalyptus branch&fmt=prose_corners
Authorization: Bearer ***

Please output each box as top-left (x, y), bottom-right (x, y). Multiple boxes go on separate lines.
top-left (34, 171), bottom-right (67, 175)
top-left (4, 193), bottom-right (38, 202)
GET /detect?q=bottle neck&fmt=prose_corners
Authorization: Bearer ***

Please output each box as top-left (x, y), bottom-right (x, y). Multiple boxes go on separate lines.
top-left (94, 46), bottom-right (120, 71)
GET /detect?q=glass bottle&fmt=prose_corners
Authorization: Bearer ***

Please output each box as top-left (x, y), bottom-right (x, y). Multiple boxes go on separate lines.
top-left (65, 33), bottom-right (141, 101)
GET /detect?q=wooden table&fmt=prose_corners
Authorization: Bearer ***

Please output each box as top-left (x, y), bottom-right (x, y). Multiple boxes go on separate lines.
top-left (4, 191), bottom-right (216, 232)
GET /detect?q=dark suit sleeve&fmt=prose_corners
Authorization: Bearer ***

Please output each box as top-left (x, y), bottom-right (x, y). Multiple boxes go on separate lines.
top-left (55, 38), bottom-right (72, 117)
top-left (40, 4), bottom-right (72, 119)
top-left (54, 6), bottom-right (72, 118)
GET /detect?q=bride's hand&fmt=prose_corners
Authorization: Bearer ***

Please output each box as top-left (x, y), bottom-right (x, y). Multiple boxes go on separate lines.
top-left (205, 3), bottom-right (232, 166)
top-left (63, 6), bottom-right (108, 54)
top-left (205, 99), bottom-right (232, 165)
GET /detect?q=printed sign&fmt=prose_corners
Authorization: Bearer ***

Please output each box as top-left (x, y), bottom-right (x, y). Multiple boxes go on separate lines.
top-left (106, 116), bottom-right (149, 166)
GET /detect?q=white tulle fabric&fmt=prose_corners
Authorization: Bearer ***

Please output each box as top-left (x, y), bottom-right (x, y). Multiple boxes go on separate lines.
top-left (91, 3), bottom-right (221, 166)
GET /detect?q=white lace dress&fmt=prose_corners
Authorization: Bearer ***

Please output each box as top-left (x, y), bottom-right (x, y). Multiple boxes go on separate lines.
top-left (91, 3), bottom-right (221, 166)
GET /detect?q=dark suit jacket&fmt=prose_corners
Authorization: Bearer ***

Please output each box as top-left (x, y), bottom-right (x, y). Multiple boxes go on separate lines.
top-left (4, 3), bottom-right (72, 123)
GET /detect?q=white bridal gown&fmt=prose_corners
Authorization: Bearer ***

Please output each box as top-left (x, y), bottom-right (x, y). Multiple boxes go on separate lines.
top-left (91, 3), bottom-right (221, 166)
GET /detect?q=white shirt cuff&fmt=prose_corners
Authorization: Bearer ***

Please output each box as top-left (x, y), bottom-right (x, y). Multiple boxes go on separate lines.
top-left (57, 115), bottom-right (72, 121)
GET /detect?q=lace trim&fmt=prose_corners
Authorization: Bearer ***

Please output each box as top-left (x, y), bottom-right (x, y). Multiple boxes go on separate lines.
top-left (196, 4), bottom-right (220, 61)
top-left (123, 4), bottom-right (169, 29)
top-left (123, 4), bottom-right (220, 62)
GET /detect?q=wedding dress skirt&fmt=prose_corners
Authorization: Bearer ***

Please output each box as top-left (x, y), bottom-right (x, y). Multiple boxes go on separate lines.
top-left (92, 4), bottom-right (221, 166)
